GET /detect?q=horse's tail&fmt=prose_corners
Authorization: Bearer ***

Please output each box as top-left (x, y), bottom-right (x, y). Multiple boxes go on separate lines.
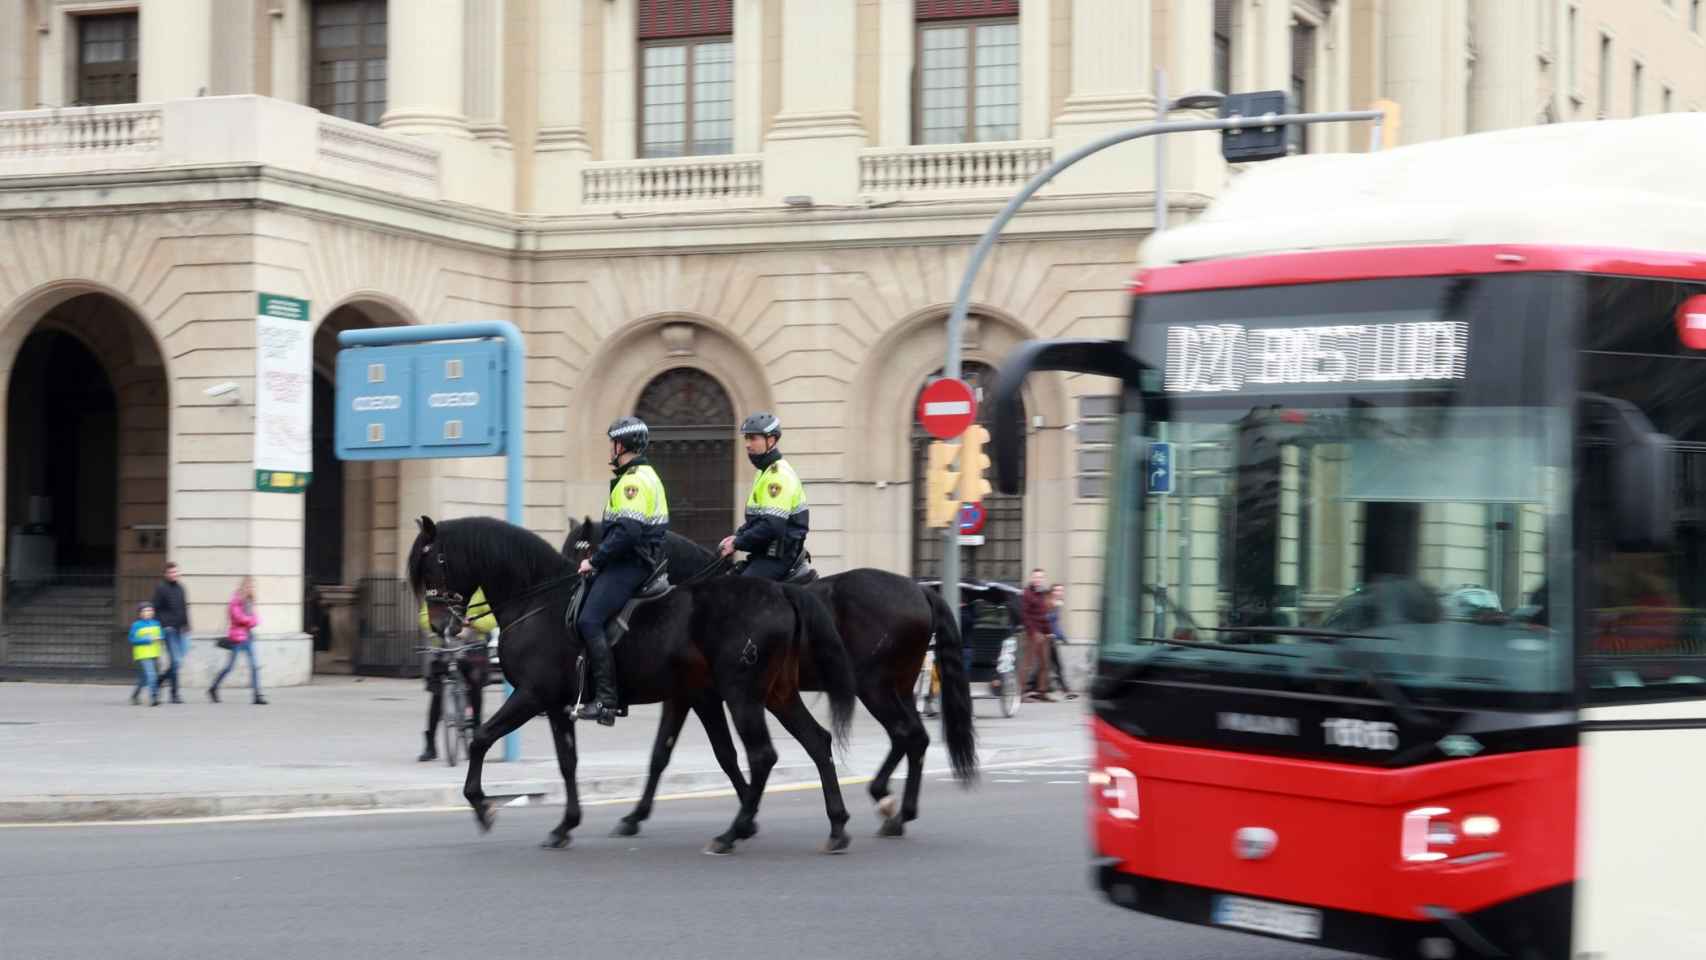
top-left (787, 585), bottom-right (856, 752)
top-left (924, 584), bottom-right (979, 784)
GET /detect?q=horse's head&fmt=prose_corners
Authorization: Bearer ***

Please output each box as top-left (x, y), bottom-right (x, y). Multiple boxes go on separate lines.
top-left (408, 515), bottom-right (470, 639)
top-left (560, 515), bottom-right (603, 566)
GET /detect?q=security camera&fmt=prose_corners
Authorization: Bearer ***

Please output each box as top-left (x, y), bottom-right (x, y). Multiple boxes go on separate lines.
top-left (203, 382), bottom-right (238, 400)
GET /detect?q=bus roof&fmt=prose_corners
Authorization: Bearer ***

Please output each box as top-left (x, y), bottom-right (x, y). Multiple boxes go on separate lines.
top-left (1139, 114), bottom-right (1706, 268)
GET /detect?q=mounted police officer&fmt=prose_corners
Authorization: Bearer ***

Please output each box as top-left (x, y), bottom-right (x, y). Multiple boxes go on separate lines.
top-left (573, 415), bottom-right (669, 726)
top-left (719, 412), bottom-right (809, 580)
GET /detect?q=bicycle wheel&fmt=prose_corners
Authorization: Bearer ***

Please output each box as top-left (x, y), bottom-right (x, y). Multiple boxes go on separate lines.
top-left (443, 680), bottom-right (466, 767)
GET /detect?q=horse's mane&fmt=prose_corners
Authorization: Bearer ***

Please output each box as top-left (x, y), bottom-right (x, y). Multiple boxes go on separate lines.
top-left (410, 516), bottom-right (572, 601)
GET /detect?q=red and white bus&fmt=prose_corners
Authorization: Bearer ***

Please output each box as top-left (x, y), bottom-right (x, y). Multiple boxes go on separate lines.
top-left (990, 115), bottom-right (1706, 959)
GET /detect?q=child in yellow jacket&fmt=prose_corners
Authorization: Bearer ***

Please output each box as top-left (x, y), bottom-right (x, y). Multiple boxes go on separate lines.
top-left (129, 602), bottom-right (164, 707)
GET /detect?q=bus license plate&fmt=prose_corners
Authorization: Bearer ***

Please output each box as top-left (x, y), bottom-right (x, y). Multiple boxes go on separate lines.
top-left (1211, 895), bottom-right (1323, 940)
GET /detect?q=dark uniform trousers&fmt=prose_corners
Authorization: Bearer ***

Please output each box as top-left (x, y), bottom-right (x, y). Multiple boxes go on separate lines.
top-left (577, 559), bottom-right (653, 645)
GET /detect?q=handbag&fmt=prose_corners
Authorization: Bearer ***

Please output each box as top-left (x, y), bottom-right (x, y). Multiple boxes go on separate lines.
top-left (216, 637), bottom-right (235, 650)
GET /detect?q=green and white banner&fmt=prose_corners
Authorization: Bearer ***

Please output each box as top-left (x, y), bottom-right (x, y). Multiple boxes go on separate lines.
top-left (254, 293), bottom-right (312, 493)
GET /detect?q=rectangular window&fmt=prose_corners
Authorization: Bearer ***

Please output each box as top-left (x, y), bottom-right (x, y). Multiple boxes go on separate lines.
top-left (915, 16), bottom-right (1021, 144)
top-left (639, 38), bottom-right (734, 158)
top-left (1598, 34), bottom-right (1612, 118)
top-left (1213, 0), bottom-right (1234, 97)
top-left (1289, 21), bottom-right (1315, 153)
top-left (1632, 61), bottom-right (1643, 116)
top-left (76, 12), bottom-right (139, 106)
top-left (637, 0), bottom-right (733, 158)
top-left (311, 0), bottom-right (387, 126)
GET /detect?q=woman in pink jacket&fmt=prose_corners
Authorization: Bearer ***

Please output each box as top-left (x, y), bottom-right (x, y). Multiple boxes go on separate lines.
top-left (210, 576), bottom-right (267, 705)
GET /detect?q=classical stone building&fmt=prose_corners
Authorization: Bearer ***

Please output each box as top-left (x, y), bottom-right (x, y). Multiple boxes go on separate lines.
top-left (0, 0), bottom-right (1699, 678)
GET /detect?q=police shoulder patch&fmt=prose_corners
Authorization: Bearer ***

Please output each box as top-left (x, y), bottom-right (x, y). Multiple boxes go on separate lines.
top-left (623, 484), bottom-right (638, 500)
top-left (767, 482), bottom-right (782, 498)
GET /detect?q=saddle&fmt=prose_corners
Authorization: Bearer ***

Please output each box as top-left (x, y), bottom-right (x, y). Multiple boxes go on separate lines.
top-left (783, 552), bottom-right (819, 586)
top-left (564, 556), bottom-right (673, 718)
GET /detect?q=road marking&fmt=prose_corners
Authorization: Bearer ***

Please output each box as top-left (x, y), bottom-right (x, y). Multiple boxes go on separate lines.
top-left (0, 754), bottom-right (1089, 829)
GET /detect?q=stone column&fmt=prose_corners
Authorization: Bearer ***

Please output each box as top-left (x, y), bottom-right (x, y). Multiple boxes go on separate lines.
top-left (139, 0), bottom-right (214, 102)
top-left (733, 0), bottom-right (765, 153)
top-left (877, 0), bottom-right (911, 145)
top-left (1468, 0), bottom-right (1535, 132)
top-left (534, 0), bottom-right (591, 211)
top-left (464, 0), bottom-right (510, 145)
top-left (1050, 0), bottom-right (1156, 194)
top-left (764, 0), bottom-right (867, 204)
top-left (0, 0), bottom-right (28, 110)
top-left (381, 0), bottom-right (470, 138)
top-left (1164, 0), bottom-right (1226, 215)
top-left (1019, 0), bottom-right (1050, 140)
top-left (1383, 0), bottom-right (1469, 144)
top-left (601, 0), bottom-right (637, 161)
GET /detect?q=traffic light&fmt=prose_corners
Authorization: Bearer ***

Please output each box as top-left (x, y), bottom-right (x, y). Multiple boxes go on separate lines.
top-left (956, 425), bottom-right (993, 504)
top-left (924, 441), bottom-right (962, 528)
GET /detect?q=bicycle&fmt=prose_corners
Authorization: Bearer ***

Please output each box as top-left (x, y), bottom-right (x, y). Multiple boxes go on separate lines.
top-left (416, 638), bottom-right (486, 767)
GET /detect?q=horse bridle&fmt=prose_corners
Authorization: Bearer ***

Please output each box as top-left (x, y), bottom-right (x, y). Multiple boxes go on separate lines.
top-left (421, 543), bottom-right (582, 638)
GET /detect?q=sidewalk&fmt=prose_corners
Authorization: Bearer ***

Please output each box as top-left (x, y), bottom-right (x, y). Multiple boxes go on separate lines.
top-left (0, 676), bottom-right (1091, 824)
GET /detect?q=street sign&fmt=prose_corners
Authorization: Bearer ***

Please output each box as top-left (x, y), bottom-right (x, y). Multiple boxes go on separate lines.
top-left (958, 501), bottom-right (986, 535)
top-left (957, 534), bottom-right (985, 547)
top-left (335, 340), bottom-right (507, 460)
top-left (917, 377), bottom-right (977, 440)
top-left (1678, 293), bottom-right (1706, 350)
top-left (1147, 441), bottom-right (1174, 495)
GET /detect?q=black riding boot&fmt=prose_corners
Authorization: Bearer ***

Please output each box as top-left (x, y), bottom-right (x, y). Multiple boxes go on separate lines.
top-left (576, 628), bottom-right (619, 726)
top-left (418, 731), bottom-right (437, 762)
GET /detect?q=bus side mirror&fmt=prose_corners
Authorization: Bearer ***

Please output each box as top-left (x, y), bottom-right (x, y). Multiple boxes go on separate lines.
top-left (987, 339), bottom-right (1162, 495)
top-left (1584, 394), bottom-right (1675, 552)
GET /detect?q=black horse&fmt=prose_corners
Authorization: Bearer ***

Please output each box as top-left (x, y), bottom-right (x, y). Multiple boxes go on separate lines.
top-left (408, 515), bottom-right (860, 855)
top-left (564, 517), bottom-right (977, 838)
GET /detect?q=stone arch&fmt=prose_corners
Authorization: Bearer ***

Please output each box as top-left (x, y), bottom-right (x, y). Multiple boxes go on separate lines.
top-left (305, 296), bottom-right (414, 673)
top-left (0, 281), bottom-right (170, 669)
top-left (844, 304), bottom-right (1073, 580)
top-left (565, 314), bottom-right (772, 531)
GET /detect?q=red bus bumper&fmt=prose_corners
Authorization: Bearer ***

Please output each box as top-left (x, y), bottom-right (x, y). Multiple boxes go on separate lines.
top-left (1090, 717), bottom-right (1576, 958)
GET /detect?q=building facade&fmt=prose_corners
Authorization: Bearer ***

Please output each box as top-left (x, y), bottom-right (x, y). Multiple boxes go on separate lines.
top-left (0, 0), bottom-right (1699, 676)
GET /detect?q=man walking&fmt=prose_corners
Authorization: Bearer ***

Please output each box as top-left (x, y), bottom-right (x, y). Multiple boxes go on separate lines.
top-left (151, 561), bottom-right (190, 704)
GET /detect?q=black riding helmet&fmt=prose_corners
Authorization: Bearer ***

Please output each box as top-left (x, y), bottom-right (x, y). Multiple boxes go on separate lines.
top-left (607, 415), bottom-right (650, 455)
top-left (740, 412), bottom-right (781, 439)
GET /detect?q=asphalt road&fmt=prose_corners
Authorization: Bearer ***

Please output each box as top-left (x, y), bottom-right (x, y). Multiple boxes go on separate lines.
top-left (0, 764), bottom-right (1358, 960)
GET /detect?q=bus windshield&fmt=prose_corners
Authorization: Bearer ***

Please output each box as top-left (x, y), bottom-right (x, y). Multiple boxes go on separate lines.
top-left (1102, 275), bottom-right (1576, 706)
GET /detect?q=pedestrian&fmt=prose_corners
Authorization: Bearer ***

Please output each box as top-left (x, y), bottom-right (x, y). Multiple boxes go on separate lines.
top-left (150, 561), bottom-right (190, 704)
top-left (1020, 567), bottom-right (1055, 702)
top-left (129, 601), bottom-right (164, 706)
top-left (210, 576), bottom-right (266, 705)
top-left (1046, 583), bottom-right (1076, 699)
top-left (416, 586), bottom-right (496, 762)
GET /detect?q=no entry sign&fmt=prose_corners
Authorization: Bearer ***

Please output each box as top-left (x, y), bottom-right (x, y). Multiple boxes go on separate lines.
top-left (958, 501), bottom-right (986, 535)
top-left (918, 377), bottom-right (977, 440)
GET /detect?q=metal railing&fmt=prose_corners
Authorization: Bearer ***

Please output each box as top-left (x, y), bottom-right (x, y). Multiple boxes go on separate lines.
top-left (355, 576), bottom-right (422, 677)
top-left (0, 570), bottom-right (157, 668)
top-left (582, 153), bottom-right (764, 205)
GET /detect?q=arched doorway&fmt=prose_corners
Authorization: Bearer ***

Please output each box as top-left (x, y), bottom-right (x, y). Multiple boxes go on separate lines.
top-left (911, 361), bottom-right (1026, 585)
top-left (635, 368), bottom-right (736, 550)
top-left (2, 293), bottom-right (168, 669)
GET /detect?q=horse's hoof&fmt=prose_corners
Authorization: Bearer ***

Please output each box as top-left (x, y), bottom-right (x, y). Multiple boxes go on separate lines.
top-left (472, 802), bottom-right (497, 833)
top-left (610, 820), bottom-right (640, 838)
top-left (704, 838), bottom-right (736, 856)
top-left (823, 834), bottom-right (851, 855)
top-left (876, 795), bottom-right (899, 819)
top-left (877, 818), bottom-right (905, 838)
top-left (734, 821), bottom-right (758, 841)
top-left (540, 832), bottom-right (571, 850)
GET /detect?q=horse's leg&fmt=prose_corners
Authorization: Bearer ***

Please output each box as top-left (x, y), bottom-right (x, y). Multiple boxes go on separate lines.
top-left (612, 696), bottom-right (691, 837)
top-left (769, 693), bottom-right (851, 855)
top-left (706, 698), bottom-right (777, 856)
top-left (892, 685), bottom-right (931, 828)
top-left (859, 677), bottom-right (909, 817)
top-left (691, 695), bottom-right (754, 835)
top-left (464, 686), bottom-right (543, 833)
top-left (542, 705), bottom-right (582, 849)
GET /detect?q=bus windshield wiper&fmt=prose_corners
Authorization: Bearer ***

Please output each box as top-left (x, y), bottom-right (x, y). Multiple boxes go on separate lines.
top-left (1196, 626), bottom-right (1440, 730)
top-left (1091, 637), bottom-right (1302, 699)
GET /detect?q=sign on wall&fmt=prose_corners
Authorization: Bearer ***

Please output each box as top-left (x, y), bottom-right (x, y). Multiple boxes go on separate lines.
top-left (254, 293), bottom-right (312, 493)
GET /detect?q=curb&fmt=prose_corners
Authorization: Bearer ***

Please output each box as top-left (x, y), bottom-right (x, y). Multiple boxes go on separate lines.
top-left (0, 746), bottom-right (1078, 826)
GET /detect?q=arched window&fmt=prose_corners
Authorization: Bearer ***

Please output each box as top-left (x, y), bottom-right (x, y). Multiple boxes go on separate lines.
top-left (911, 360), bottom-right (1026, 585)
top-left (635, 367), bottom-right (737, 549)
